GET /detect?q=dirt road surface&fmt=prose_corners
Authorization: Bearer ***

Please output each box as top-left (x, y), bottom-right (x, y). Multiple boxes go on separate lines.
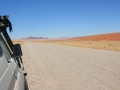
top-left (22, 42), bottom-right (120, 90)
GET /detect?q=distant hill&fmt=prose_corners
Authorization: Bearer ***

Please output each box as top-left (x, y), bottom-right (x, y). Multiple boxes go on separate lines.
top-left (22, 32), bottom-right (120, 41)
top-left (22, 36), bottom-right (48, 39)
top-left (70, 32), bottom-right (120, 41)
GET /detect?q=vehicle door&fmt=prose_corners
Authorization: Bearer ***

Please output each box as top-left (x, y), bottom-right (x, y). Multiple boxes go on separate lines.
top-left (0, 35), bottom-right (24, 90)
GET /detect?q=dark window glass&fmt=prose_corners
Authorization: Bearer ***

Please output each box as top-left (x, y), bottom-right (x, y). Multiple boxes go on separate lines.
top-left (0, 45), bottom-right (3, 57)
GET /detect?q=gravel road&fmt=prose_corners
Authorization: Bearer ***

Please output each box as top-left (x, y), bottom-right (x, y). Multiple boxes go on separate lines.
top-left (22, 42), bottom-right (120, 90)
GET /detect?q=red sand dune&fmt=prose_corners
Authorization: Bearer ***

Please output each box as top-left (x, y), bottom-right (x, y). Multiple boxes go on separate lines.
top-left (70, 32), bottom-right (120, 41)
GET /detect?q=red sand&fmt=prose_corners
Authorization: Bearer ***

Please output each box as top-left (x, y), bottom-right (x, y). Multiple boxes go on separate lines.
top-left (70, 32), bottom-right (120, 41)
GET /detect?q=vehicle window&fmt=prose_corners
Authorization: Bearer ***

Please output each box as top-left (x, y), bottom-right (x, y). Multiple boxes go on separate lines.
top-left (0, 42), bottom-right (11, 61)
top-left (0, 34), bottom-right (11, 61)
top-left (0, 45), bottom-right (3, 58)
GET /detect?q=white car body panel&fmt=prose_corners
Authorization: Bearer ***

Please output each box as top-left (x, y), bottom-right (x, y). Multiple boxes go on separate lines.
top-left (0, 37), bottom-right (25, 90)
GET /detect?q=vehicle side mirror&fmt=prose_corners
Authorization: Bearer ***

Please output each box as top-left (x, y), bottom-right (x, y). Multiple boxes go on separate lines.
top-left (13, 44), bottom-right (22, 57)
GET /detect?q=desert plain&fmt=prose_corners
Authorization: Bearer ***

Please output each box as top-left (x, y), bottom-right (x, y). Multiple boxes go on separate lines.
top-left (13, 32), bottom-right (120, 90)
top-left (29, 32), bottom-right (120, 51)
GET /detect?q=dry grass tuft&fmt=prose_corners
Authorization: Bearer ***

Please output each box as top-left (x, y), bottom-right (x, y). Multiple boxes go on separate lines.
top-left (32, 40), bottom-right (120, 51)
top-left (12, 41), bottom-right (25, 46)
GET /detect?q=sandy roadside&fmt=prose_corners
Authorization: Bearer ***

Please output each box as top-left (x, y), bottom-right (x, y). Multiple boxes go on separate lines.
top-left (32, 40), bottom-right (120, 51)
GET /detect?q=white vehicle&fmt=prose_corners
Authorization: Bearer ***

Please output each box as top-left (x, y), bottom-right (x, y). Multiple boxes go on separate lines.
top-left (0, 15), bottom-right (29, 90)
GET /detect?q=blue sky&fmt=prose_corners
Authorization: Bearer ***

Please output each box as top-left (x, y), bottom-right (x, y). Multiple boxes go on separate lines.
top-left (1, 0), bottom-right (120, 39)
